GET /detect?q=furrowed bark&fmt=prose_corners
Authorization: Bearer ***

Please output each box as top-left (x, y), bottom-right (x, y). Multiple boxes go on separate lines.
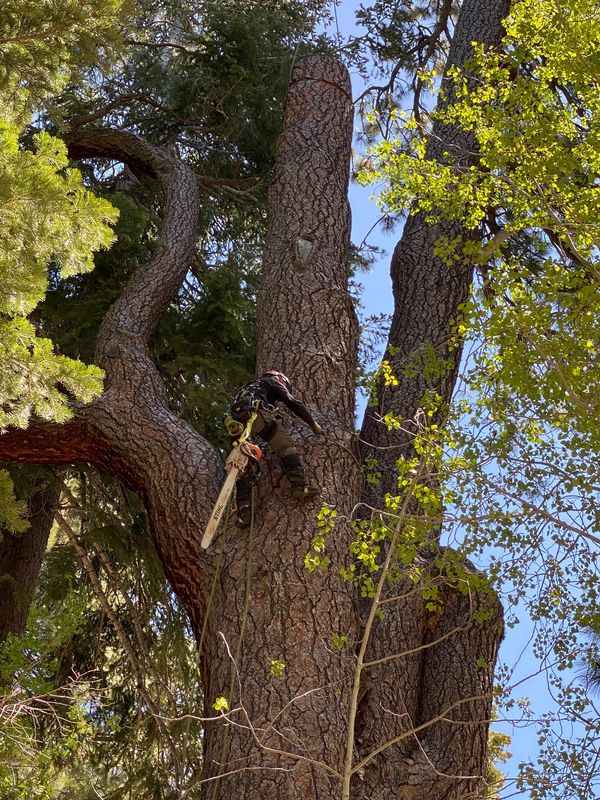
top-left (355, 2), bottom-right (510, 797)
top-left (199, 56), bottom-right (361, 800)
top-left (1, 131), bottom-right (223, 636)
top-left (0, 418), bottom-right (93, 465)
top-left (257, 56), bottom-right (358, 426)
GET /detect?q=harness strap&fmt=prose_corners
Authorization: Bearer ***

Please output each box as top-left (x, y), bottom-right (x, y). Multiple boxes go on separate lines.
top-left (234, 402), bottom-right (260, 445)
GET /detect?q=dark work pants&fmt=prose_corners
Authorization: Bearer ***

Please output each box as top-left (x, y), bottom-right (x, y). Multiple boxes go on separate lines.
top-left (235, 409), bottom-right (302, 508)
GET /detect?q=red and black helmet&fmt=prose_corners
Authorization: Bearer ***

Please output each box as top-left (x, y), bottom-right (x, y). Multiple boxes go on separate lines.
top-left (262, 370), bottom-right (290, 390)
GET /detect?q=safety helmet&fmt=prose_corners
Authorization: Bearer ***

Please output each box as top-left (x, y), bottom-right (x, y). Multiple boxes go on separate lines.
top-left (262, 370), bottom-right (290, 390)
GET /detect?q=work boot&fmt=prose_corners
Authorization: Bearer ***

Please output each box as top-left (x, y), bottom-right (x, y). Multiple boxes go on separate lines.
top-left (235, 483), bottom-right (253, 527)
top-left (236, 503), bottom-right (252, 527)
top-left (281, 453), bottom-right (320, 499)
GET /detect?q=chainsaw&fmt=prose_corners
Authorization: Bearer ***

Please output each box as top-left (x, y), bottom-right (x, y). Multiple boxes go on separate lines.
top-left (201, 440), bottom-right (262, 549)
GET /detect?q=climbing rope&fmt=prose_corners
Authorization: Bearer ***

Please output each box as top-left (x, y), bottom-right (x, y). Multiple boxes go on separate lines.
top-left (235, 406), bottom-right (258, 445)
top-left (208, 486), bottom-right (256, 800)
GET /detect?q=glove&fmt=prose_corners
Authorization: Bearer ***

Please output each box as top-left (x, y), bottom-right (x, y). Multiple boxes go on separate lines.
top-left (311, 422), bottom-right (323, 435)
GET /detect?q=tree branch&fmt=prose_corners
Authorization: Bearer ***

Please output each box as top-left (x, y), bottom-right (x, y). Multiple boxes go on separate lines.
top-left (0, 416), bottom-right (92, 464)
top-left (66, 128), bottom-right (199, 350)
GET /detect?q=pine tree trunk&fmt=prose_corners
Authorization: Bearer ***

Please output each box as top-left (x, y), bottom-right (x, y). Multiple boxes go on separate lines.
top-left (200, 55), bottom-right (362, 799)
top-left (355, 2), bottom-right (510, 797)
top-left (0, 481), bottom-right (58, 646)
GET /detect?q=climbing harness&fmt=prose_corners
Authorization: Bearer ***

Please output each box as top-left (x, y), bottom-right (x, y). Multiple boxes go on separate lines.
top-left (223, 416), bottom-right (244, 437)
top-left (201, 411), bottom-right (262, 550)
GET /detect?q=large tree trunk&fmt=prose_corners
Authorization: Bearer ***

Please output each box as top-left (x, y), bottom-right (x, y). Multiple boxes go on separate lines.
top-left (361, 0), bottom-right (512, 489)
top-left (200, 55), bottom-right (362, 799)
top-left (0, 480), bottom-right (58, 646)
top-left (0, 2), bottom-right (511, 797)
top-left (0, 56), bottom-right (360, 799)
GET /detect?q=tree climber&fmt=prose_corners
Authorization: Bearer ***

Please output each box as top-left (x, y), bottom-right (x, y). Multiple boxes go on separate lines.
top-left (224, 370), bottom-right (322, 526)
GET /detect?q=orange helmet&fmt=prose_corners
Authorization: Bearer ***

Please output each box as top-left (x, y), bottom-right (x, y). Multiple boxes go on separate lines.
top-left (262, 370), bottom-right (290, 390)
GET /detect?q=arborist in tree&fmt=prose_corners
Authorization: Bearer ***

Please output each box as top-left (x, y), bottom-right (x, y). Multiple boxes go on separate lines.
top-left (224, 370), bottom-right (322, 526)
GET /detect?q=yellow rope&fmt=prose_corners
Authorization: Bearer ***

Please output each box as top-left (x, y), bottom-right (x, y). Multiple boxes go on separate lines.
top-left (234, 404), bottom-right (259, 445)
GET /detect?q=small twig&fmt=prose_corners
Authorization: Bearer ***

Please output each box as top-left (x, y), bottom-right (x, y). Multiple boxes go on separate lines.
top-left (55, 509), bottom-right (182, 779)
top-left (351, 692), bottom-right (492, 775)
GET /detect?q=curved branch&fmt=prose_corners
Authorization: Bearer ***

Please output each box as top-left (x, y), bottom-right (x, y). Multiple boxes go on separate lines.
top-left (66, 129), bottom-right (199, 351)
top-left (67, 129), bottom-right (162, 179)
top-left (0, 417), bottom-right (92, 464)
